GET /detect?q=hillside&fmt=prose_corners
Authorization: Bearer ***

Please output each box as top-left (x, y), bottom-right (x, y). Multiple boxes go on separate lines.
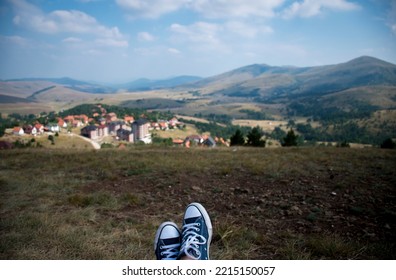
top-left (122, 75), bottom-right (202, 91)
top-left (180, 56), bottom-right (396, 144)
top-left (1, 56), bottom-right (395, 144)
top-left (1, 147), bottom-right (395, 259)
top-left (0, 94), bottom-right (36, 103)
top-left (193, 56), bottom-right (396, 99)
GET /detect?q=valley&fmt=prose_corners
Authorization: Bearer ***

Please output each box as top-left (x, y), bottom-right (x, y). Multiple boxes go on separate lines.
top-left (1, 56), bottom-right (396, 145)
top-left (1, 57), bottom-right (396, 261)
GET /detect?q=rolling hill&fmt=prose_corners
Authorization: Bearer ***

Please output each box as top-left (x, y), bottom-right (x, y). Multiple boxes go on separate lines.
top-left (192, 56), bottom-right (396, 100)
top-left (1, 56), bottom-right (395, 127)
top-left (4, 77), bottom-right (115, 94)
top-left (0, 94), bottom-right (36, 103)
top-left (120, 75), bottom-right (202, 91)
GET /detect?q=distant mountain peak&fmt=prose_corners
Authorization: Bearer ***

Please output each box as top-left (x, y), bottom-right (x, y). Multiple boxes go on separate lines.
top-left (345, 56), bottom-right (395, 66)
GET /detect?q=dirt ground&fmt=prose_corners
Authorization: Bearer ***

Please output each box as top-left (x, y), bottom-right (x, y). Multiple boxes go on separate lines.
top-left (1, 147), bottom-right (395, 259)
top-left (80, 148), bottom-right (396, 259)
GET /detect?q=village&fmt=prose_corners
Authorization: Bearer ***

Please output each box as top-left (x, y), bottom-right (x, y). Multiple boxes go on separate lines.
top-left (1, 105), bottom-right (221, 149)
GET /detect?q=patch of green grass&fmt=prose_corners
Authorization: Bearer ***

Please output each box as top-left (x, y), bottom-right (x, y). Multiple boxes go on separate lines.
top-left (277, 234), bottom-right (366, 260)
top-left (349, 206), bottom-right (365, 215)
top-left (211, 218), bottom-right (264, 260)
top-left (277, 238), bottom-right (312, 260)
top-left (121, 193), bottom-right (141, 206)
top-left (306, 235), bottom-right (365, 259)
top-left (306, 212), bottom-right (319, 222)
top-left (68, 192), bottom-right (118, 208)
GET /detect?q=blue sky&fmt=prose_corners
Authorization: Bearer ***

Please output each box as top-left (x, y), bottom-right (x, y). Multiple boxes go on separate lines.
top-left (0, 0), bottom-right (395, 82)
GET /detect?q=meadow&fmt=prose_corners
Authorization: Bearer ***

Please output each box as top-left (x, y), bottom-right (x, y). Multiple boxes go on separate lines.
top-left (0, 146), bottom-right (395, 259)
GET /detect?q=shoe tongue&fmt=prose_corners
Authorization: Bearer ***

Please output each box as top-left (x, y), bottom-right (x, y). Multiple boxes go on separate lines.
top-left (162, 237), bottom-right (180, 246)
top-left (185, 216), bottom-right (201, 225)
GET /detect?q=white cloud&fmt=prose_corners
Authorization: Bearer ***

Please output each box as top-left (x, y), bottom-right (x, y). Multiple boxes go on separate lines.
top-left (137, 32), bottom-right (155, 41)
top-left (95, 38), bottom-right (129, 47)
top-left (0, 35), bottom-right (29, 46)
top-left (225, 21), bottom-right (273, 38)
top-left (170, 21), bottom-right (229, 53)
top-left (84, 49), bottom-right (104, 56)
top-left (62, 37), bottom-right (83, 43)
top-left (388, 0), bottom-right (396, 35)
top-left (392, 24), bottom-right (396, 35)
top-left (13, 15), bottom-right (21, 25)
top-left (78, 0), bottom-right (101, 3)
top-left (170, 22), bottom-right (222, 45)
top-left (168, 48), bottom-right (181, 54)
top-left (116, 0), bottom-right (188, 18)
top-left (190, 0), bottom-right (285, 18)
top-left (244, 52), bottom-right (258, 58)
top-left (282, 0), bottom-right (360, 19)
top-left (9, 0), bottom-right (128, 47)
top-left (116, 0), bottom-right (285, 19)
top-left (133, 47), bottom-right (160, 56)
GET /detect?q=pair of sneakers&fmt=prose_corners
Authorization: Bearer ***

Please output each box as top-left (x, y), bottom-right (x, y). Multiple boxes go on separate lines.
top-left (154, 202), bottom-right (213, 260)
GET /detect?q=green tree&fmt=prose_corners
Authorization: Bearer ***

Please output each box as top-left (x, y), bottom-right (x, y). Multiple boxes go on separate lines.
top-left (270, 126), bottom-right (286, 141)
top-left (380, 138), bottom-right (396, 149)
top-left (48, 135), bottom-right (55, 145)
top-left (246, 126), bottom-right (266, 147)
top-left (282, 128), bottom-right (298, 147)
top-left (337, 140), bottom-right (350, 148)
top-left (230, 129), bottom-right (245, 146)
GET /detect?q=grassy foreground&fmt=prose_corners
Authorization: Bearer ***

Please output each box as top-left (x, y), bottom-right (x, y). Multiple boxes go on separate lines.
top-left (0, 147), bottom-right (395, 260)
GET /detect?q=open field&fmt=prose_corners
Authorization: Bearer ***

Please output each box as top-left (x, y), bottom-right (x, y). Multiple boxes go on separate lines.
top-left (232, 120), bottom-right (288, 132)
top-left (0, 102), bottom-right (56, 115)
top-left (154, 124), bottom-right (200, 139)
top-left (1, 147), bottom-right (395, 260)
top-left (1, 133), bottom-right (97, 150)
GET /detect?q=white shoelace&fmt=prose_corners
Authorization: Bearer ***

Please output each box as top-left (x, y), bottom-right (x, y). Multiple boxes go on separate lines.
top-left (180, 222), bottom-right (207, 260)
top-left (160, 243), bottom-right (180, 260)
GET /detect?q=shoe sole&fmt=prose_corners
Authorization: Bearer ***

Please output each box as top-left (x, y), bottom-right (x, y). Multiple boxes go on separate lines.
top-left (153, 221), bottom-right (180, 253)
top-left (187, 202), bottom-right (213, 260)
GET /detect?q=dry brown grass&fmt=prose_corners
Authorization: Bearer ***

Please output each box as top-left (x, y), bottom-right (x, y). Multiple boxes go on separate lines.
top-left (155, 124), bottom-right (200, 139)
top-left (232, 120), bottom-right (288, 132)
top-left (1, 147), bottom-right (395, 260)
top-left (1, 133), bottom-right (95, 149)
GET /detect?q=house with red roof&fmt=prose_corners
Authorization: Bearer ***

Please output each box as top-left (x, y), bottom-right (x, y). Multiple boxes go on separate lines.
top-left (124, 115), bottom-right (134, 124)
top-left (57, 118), bottom-right (67, 129)
top-left (106, 112), bottom-right (117, 123)
top-left (34, 123), bottom-right (44, 134)
top-left (159, 121), bottom-right (168, 130)
top-left (22, 125), bottom-right (33, 135)
top-left (13, 127), bottom-right (24, 136)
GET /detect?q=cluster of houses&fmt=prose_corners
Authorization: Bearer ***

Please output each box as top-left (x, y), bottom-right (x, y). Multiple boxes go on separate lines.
top-left (7, 123), bottom-right (57, 136)
top-left (6, 114), bottom-right (91, 137)
top-left (4, 108), bottom-right (183, 144)
top-left (4, 105), bottom-right (227, 147)
top-left (177, 135), bottom-right (229, 147)
top-left (81, 117), bottom-right (152, 144)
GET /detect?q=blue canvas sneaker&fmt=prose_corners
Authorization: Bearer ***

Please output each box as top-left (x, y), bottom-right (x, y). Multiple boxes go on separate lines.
top-left (154, 221), bottom-right (181, 260)
top-left (179, 203), bottom-right (213, 260)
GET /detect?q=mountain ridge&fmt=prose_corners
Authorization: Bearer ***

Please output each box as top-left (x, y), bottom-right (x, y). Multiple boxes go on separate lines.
top-left (3, 75), bottom-right (204, 93)
top-left (1, 56), bottom-right (395, 113)
top-left (190, 56), bottom-right (396, 101)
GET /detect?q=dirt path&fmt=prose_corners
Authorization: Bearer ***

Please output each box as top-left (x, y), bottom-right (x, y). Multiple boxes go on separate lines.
top-left (69, 133), bottom-right (101, 149)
